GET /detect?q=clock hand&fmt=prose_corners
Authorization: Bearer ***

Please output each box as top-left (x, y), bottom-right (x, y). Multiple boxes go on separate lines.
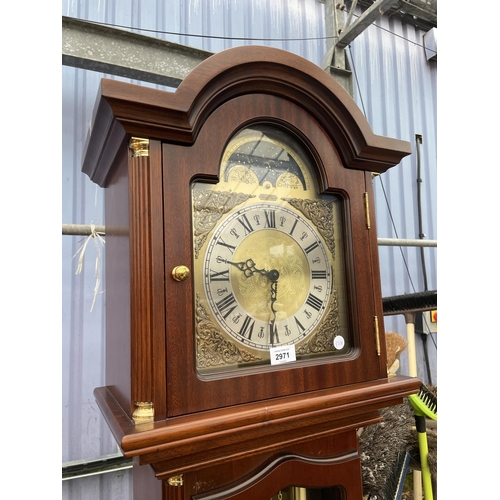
top-left (268, 270), bottom-right (280, 345)
top-left (223, 257), bottom-right (281, 344)
top-left (223, 258), bottom-right (268, 278)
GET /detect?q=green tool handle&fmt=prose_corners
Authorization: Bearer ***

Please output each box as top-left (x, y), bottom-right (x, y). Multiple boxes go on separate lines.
top-left (415, 414), bottom-right (433, 500)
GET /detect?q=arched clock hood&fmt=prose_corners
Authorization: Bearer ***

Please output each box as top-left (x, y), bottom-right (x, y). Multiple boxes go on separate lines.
top-left (83, 45), bottom-right (411, 187)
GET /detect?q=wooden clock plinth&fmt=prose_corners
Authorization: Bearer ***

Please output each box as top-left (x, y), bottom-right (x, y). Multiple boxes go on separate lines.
top-left (83, 45), bottom-right (417, 499)
top-left (95, 376), bottom-right (419, 499)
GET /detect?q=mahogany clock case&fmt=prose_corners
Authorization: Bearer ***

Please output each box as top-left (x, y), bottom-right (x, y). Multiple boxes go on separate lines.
top-left (163, 93), bottom-right (384, 417)
top-left (82, 45), bottom-right (420, 500)
top-left (82, 45), bottom-right (414, 420)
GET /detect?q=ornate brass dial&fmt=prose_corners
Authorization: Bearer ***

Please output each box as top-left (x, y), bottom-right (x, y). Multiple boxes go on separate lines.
top-left (191, 125), bottom-right (349, 375)
top-left (204, 203), bottom-right (332, 350)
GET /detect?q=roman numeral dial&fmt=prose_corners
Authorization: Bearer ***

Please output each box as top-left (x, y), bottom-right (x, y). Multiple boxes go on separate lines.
top-left (203, 203), bottom-right (332, 351)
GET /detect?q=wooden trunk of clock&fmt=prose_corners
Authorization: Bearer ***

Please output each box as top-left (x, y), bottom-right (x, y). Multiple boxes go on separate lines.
top-left (82, 46), bottom-right (419, 500)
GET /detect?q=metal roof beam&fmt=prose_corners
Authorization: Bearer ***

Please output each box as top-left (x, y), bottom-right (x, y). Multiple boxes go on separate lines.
top-left (322, 0), bottom-right (354, 95)
top-left (347, 0), bottom-right (437, 31)
top-left (322, 0), bottom-right (401, 95)
top-left (337, 0), bottom-right (403, 49)
top-left (391, 0), bottom-right (437, 24)
top-left (62, 16), bottom-right (213, 88)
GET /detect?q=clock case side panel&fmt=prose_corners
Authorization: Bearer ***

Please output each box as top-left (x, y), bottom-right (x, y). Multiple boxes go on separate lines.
top-left (103, 147), bottom-right (132, 413)
top-left (129, 140), bottom-right (168, 420)
top-left (101, 139), bottom-right (167, 420)
top-left (163, 93), bottom-right (391, 416)
top-left (364, 170), bottom-right (390, 375)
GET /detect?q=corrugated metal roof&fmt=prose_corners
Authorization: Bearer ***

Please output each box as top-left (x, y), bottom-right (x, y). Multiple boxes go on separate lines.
top-left (62, 1), bottom-right (436, 496)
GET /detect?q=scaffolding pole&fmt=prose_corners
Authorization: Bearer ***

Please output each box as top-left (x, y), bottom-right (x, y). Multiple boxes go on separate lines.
top-left (62, 224), bottom-right (437, 247)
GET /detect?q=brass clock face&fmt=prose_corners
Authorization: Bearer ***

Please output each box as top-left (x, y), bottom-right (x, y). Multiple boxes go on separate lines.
top-left (204, 203), bottom-right (332, 350)
top-left (192, 125), bottom-right (350, 376)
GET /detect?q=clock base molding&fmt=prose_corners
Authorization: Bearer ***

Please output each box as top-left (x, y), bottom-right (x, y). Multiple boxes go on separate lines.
top-left (95, 375), bottom-right (420, 499)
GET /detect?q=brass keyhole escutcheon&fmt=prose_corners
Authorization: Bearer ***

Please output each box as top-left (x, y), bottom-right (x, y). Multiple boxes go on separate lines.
top-left (172, 265), bottom-right (190, 282)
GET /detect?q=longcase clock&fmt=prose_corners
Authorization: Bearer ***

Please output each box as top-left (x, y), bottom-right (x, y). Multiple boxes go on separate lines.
top-left (82, 45), bottom-right (420, 500)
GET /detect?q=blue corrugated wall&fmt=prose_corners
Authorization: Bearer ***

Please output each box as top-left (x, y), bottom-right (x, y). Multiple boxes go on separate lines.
top-left (62, 1), bottom-right (437, 497)
top-left (348, 13), bottom-right (437, 385)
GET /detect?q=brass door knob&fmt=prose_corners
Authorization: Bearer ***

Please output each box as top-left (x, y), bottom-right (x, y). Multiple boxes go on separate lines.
top-left (172, 265), bottom-right (190, 281)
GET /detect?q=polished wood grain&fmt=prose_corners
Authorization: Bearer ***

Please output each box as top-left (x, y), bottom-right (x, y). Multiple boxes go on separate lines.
top-left (129, 152), bottom-right (154, 404)
top-left (192, 451), bottom-right (362, 499)
top-left (104, 147), bottom-right (132, 412)
top-left (184, 431), bottom-right (360, 498)
top-left (94, 375), bottom-right (420, 476)
top-left (103, 140), bottom-right (167, 416)
top-left (149, 140), bottom-right (168, 420)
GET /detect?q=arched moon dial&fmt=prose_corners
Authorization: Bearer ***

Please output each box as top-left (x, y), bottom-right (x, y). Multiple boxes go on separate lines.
top-left (203, 203), bottom-right (332, 350)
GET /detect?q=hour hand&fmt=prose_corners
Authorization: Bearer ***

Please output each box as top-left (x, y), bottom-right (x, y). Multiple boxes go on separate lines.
top-left (223, 258), bottom-right (268, 278)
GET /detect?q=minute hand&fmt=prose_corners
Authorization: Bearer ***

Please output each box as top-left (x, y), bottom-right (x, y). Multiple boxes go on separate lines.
top-left (223, 258), bottom-right (268, 278)
top-left (268, 269), bottom-right (280, 345)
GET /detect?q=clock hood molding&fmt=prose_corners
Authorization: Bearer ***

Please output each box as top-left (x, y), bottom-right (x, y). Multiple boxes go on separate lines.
top-left (82, 45), bottom-right (411, 187)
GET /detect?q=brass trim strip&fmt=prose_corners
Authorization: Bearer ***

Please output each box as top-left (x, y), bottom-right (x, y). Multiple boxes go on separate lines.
top-left (374, 316), bottom-right (380, 356)
top-left (364, 192), bottom-right (371, 229)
